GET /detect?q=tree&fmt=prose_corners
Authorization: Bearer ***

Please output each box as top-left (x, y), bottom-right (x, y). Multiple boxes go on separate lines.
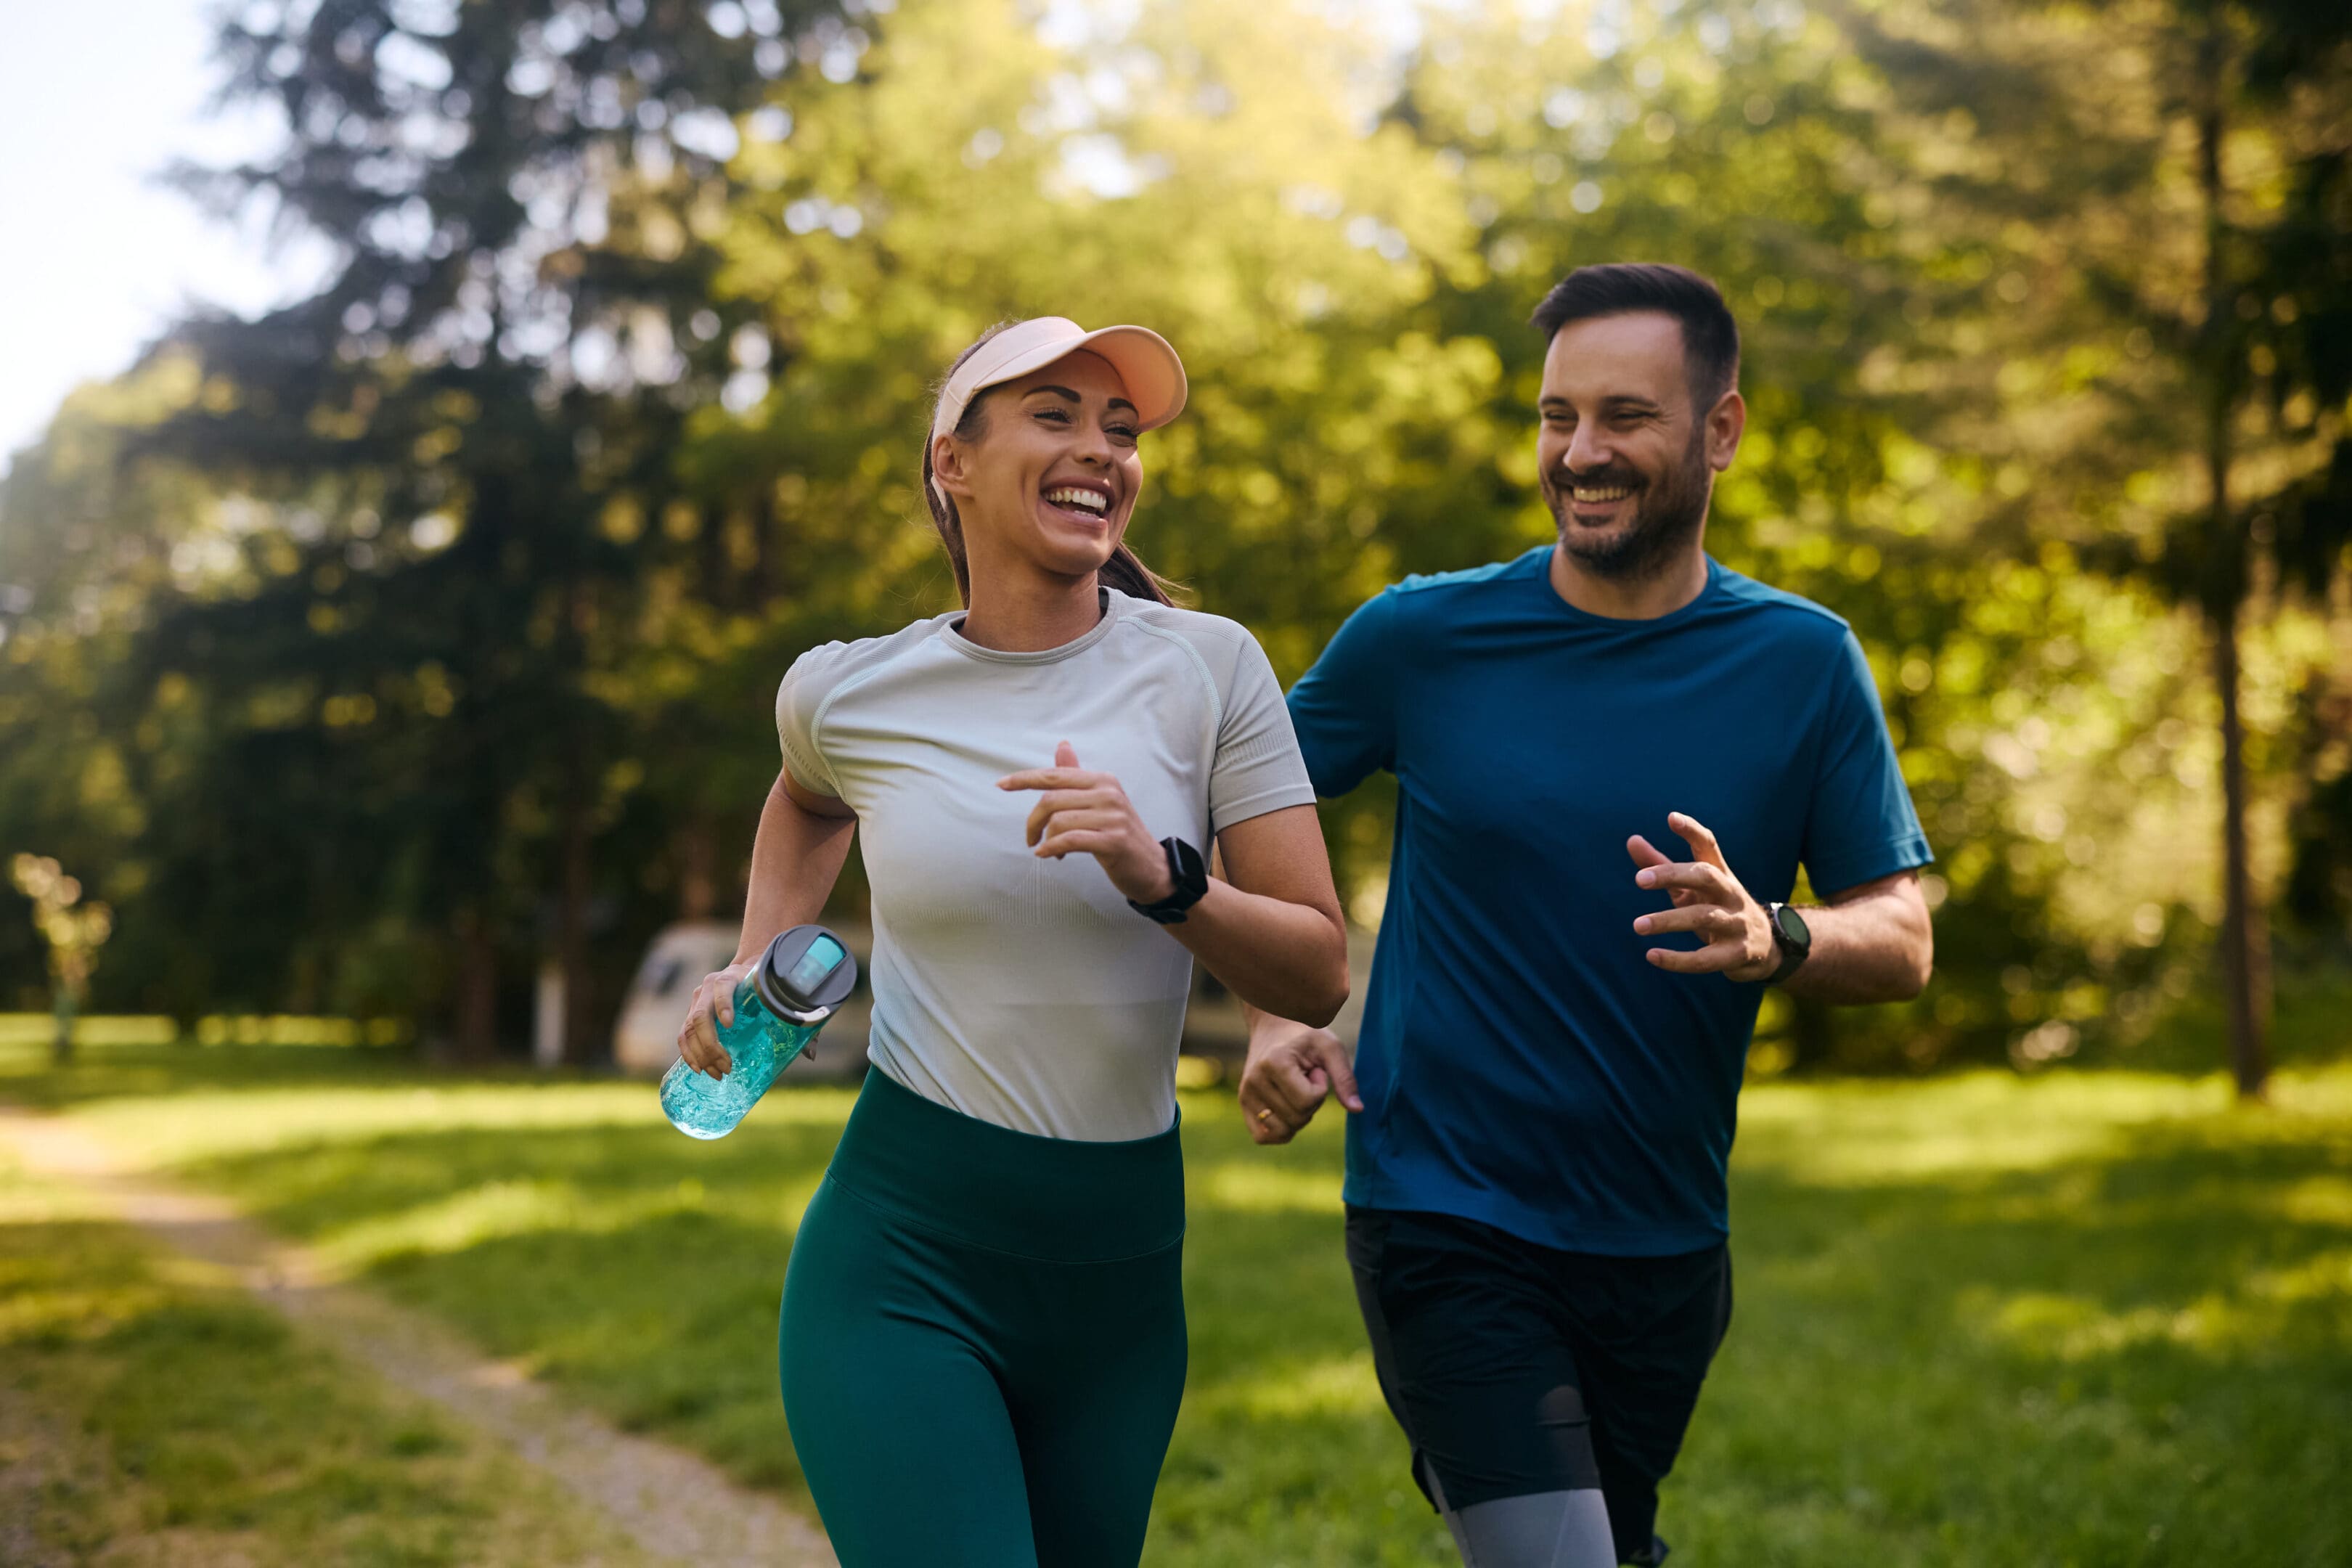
top-left (1842, 0), bottom-right (2352, 1095)
top-left (0, 364), bottom-right (224, 1028)
top-left (111, 0), bottom-right (852, 1058)
top-left (6, 0), bottom-right (2328, 1085)
top-left (695, 0), bottom-right (1508, 896)
top-left (10, 856), bottom-right (113, 1062)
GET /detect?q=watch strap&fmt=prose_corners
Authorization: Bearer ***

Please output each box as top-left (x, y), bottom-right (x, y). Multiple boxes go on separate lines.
top-left (1127, 836), bottom-right (1208, 925)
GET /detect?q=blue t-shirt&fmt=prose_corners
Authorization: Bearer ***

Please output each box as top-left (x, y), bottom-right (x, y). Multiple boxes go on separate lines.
top-left (1289, 547), bottom-right (1932, 1256)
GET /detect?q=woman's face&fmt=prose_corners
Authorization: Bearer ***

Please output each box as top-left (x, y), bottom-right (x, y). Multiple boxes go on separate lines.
top-left (936, 350), bottom-right (1144, 584)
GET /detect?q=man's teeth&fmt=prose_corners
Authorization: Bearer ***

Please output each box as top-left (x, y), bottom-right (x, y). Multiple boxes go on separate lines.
top-left (1571, 484), bottom-right (1634, 503)
top-left (1045, 486), bottom-right (1109, 514)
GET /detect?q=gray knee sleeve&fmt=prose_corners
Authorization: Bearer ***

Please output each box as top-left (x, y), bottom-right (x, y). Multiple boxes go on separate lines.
top-left (1434, 1482), bottom-right (1617, 1568)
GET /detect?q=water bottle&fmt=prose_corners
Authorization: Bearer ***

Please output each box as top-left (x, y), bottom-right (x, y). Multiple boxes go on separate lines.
top-left (660, 924), bottom-right (859, 1139)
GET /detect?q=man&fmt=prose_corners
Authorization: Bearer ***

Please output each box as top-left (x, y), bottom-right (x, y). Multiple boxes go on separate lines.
top-left (1241, 264), bottom-right (1935, 1568)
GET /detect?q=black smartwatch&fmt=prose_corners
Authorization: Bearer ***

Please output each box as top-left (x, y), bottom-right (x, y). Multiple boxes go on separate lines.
top-left (1761, 902), bottom-right (1811, 985)
top-left (1127, 836), bottom-right (1209, 925)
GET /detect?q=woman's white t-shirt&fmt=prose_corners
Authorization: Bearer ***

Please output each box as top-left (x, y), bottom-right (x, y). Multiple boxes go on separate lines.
top-left (776, 589), bottom-right (1317, 1142)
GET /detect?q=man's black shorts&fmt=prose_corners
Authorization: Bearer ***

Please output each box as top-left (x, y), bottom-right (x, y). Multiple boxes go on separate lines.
top-left (1345, 1206), bottom-right (1732, 1562)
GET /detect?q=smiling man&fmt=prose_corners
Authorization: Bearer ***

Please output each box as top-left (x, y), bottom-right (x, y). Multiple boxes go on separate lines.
top-left (1241, 264), bottom-right (1935, 1567)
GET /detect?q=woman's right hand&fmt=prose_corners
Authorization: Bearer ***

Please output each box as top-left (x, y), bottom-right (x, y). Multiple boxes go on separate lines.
top-left (678, 959), bottom-right (756, 1079)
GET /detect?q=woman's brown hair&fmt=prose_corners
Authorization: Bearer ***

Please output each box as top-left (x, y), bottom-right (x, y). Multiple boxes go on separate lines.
top-left (920, 323), bottom-right (1179, 608)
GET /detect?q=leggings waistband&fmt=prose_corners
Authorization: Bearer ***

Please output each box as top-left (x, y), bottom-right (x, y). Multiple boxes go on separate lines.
top-left (824, 1066), bottom-right (1185, 1264)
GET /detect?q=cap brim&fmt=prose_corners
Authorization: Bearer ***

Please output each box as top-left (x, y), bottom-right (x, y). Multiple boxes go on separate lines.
top-left (1050, 326), bottom-right (1188, 433)
top-left (957, 324), bottom-right (1189, 433)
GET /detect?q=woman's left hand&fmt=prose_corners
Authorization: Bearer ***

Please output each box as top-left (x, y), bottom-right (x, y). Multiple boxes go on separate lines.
top-left (998, 741), bottom-right (1175, 905)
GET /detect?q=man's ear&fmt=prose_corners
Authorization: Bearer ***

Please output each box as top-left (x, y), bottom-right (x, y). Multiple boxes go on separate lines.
top-left (1705, 389), bottom-right (1747, 473)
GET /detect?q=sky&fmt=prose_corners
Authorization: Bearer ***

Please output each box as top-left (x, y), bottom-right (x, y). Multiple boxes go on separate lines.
top-left (0, 1), bottom-right (316, 465)
top-left (0, 0), bottom-right (1432, 469)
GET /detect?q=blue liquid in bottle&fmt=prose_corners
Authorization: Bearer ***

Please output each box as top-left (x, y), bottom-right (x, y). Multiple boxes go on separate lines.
top-left (660, 929), bottom-right (854, 1140)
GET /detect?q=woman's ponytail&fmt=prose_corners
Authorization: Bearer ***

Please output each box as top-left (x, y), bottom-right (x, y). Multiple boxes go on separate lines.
top-left (1097, 542), bottom-right (1180, 606)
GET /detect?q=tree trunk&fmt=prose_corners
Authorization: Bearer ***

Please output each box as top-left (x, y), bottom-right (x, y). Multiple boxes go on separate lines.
top-left (2213, 605), bottom-right (2271, 1098)
top-left (558, 748), bottom-right (598, 1067)
top-left (50, 981), bottom-right (76, 1066)
top-left (2198, 31), bottom-right (2269, 1101)
top-left (677, 817), bottom-right (718, 920)
top-left (453, 907), bottom-right (499, 1062)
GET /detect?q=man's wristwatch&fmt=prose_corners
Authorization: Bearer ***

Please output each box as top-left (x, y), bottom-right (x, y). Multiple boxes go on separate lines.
top-left (1127, 836), bottom-right (1209, 925)
top-left (1761, 902), bottom-right (1811, 985)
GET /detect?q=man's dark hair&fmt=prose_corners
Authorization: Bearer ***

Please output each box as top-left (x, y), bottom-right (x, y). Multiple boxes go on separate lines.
top-left (1530, 264), bottom-right (1741, 409)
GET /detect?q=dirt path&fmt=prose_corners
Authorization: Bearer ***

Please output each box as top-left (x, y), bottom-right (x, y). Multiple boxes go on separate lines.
top-left (0, 1106), bottom-right (836, 1568)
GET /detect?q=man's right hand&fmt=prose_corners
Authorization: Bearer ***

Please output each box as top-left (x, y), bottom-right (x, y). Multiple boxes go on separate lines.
top-left (678, 959), bottom-right (756, 1079)
top-left (1238, 1018), bottom-right (1363, 1145)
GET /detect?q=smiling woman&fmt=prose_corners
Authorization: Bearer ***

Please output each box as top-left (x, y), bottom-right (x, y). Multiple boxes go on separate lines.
top-left (918, 316), bottom-right (1188, 616)
top-left (658, 314), bottom-right (1349, 1567)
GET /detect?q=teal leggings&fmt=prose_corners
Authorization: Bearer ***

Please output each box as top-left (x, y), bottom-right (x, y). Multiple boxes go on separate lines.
top-left (779, 1067), bottom-right (1188, 1568)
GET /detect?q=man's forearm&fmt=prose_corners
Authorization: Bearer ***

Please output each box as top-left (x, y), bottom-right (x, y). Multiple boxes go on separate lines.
top-left (1779, 875), bottom-right (1933, 1005)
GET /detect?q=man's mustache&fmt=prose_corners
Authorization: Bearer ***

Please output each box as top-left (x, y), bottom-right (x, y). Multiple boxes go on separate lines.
top-left (1545, 465), bottom-right (1646, 493)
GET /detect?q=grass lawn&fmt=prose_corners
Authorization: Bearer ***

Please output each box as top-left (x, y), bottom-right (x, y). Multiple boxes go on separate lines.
top-left (5, 1042), bottom-right (2348, 1566)
top-left (0, 1105), bottom-right (650, 1567)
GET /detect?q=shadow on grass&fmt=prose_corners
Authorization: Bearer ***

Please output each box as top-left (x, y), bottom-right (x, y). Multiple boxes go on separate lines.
top-left (163, 1108), bottom-right (1448, 1564)
top-left (17, 1050), bottom-right (2351, 1563)
top-left (171, 1116), bottom-right (844, 1497)
top-left (0, 1042), bottom-right (459, 1106)
top-left (1682, 1116), bottom-right (2352, 1565)
top-left (0, 1210), bottom-right (641, 1567)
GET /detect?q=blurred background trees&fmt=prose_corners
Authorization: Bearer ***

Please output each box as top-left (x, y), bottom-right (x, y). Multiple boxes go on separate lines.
top-left (1, 0), bottom-right (2345, 1081)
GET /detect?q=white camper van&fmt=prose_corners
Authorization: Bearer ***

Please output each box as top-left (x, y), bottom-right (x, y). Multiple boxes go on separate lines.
top-left (611, 920), bottom-right (875, 1080)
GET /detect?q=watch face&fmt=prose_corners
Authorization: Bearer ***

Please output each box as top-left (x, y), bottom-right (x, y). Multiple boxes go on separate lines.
top-left (1168, 837), bottom-right (1209, 900)
top-left (1775, 903), bottom-right (1810, 949)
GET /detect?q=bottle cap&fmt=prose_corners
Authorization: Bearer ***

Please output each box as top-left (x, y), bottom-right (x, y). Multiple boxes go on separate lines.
top-left (751, 924), bottom-right (859, 1021)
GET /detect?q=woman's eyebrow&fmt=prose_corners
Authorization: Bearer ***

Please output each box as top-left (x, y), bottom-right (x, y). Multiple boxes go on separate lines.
top-left (1026, 385), bottom-right (1082, 403)
top-left (1025, 385), bottom-right (1138, 417)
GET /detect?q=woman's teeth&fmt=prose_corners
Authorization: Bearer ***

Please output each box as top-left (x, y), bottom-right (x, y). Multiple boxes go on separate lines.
top-left (1045, 486), bottom-right (1109, 515)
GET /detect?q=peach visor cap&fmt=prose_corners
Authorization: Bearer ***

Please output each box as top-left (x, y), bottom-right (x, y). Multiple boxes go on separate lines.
top-left (928, 317), bottom-right (1189, 457)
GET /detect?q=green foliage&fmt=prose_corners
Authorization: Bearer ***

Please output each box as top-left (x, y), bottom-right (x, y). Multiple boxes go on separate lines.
top-left (23, 1045), bottom-right (2352, 1562)
top-left (1829, 0), bottom-right (2352, 1085)
top-left (4, 0), bottom-right (862, 1050)
top-left (0, 0), bottom-right (2345, 1071)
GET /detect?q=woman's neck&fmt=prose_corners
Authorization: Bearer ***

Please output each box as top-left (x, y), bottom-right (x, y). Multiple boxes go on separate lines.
top-left (958, 555), bottom-right (1105, 653)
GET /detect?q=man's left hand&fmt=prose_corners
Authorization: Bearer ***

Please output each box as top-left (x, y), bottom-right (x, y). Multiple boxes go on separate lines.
top-left (1626, 812), bottom-right (1776, 982)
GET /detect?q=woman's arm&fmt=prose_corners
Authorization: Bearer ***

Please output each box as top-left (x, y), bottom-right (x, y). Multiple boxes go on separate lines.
top-left (677, 768), bottom-right (857, 1078)
top-left (1000, 744), bottom-right (1349, 1025)
top-left (1177, 807), bottom-right (1349, 1026)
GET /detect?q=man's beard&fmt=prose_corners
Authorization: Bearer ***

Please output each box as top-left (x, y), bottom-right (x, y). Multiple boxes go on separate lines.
top-left (1541, 428), bottom-right (1711, 582)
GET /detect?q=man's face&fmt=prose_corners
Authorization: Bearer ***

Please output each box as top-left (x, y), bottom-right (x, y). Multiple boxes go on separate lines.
top-left (1535, 312), bottom-right (1741, 581)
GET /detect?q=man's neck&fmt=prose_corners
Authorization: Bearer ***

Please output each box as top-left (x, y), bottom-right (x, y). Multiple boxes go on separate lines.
top-left (1546, 538), bottom-right (1712, 621)
top-left (959, 555), bottom-right (1104, 652)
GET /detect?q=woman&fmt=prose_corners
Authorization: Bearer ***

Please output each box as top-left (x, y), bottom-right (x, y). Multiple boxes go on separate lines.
top-left (675, 317), bottom-right (1349, 1567)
